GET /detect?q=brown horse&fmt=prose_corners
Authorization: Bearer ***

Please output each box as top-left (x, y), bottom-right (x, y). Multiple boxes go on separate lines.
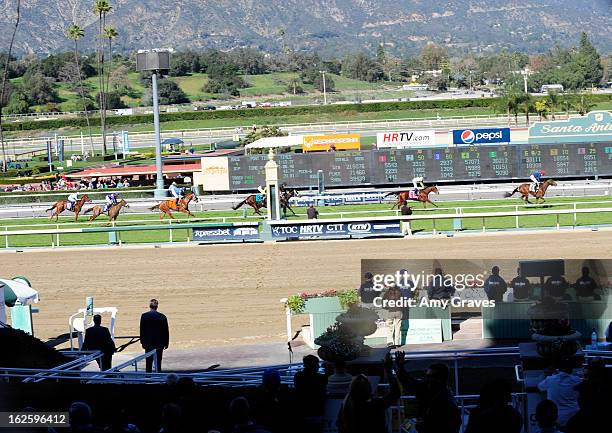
top-left (506, 179), bottom-right (557, 204)
top-left (46, 194), bottom-right (91, 222)
top-left (232, 189), bottom-right (299, 216)
top-left (85, 199), bottom-right (130, 223)
top-left (385, 185), bottom-right (439, 208)
top-left (232, 194), bottom-right (266, 215)
top-left (150, 192), bottom-right (199, 219)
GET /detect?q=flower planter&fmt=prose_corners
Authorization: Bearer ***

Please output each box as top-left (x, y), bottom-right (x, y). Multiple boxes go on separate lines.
top-left (303, 297), bottom-right (344, 314)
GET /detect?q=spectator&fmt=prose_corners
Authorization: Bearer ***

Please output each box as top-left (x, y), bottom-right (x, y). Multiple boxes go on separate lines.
top-left (395, 352), bottom-right (461, 433)
top-left (82, 314), bottom-right (116, 371)
top-left (467, 378), bottom-right (522, 433)
top-left (253, 369), bottom-right (289, 433)
top-left (565, 358), bottom-right (611, 433)
top-left (537, 358), bottom-right (580, 427)
top-left (140, 299), bottom-right (170, 373)
top-left (400, 204), bottom-right (412, 216)
top-left (509, 267), bottom-right (532, 301)
top-left (574, 267), bottom-right (599, 299)
top-left (294, 355), bottom-right (327, 433)
top-left (427, 268), bottom-right (455, 300)
top-left (228, 397), bottom-right (271, 433)
top-left (483, 266), bottom-right (508, 302)
top-left (123, 179), bottom-right (131, 188)
top-left (307, 204), bottom-right (319, 219)
top-left (326, 360), bottom-right (353, 396)
top-left (359, 272), bottom-right (376, 306)
top-left (69, 401), bottom-right (103, 433)
top-left (535, 400), bottom-right (561, 433)
top-left (337, 353), bottom-right (400, 433)
top-left (544, 273), bottom-right (569, 299)
top-left (382, 284), bottom-right (403, 347)
top-left (159, 403), bottom-right (181, 433)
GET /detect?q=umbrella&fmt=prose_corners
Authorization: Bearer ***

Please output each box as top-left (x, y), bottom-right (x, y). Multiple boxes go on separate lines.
top-left (161, 138), bottom-right (184, 145)
top-left (1, 278), bottom-right (39, 307)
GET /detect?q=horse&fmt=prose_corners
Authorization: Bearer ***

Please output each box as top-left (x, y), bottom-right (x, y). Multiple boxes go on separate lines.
top-left (46, 194), bottom-right (91, 222)
top-left (85, 199), bottom-right (130, 223)
top-left (232, 189), bottom-right (300, 216)
top-left (506, 179), bottom-right (557, 204)
top-left (385, 185), bottom-right (439, 209)
top-left (150, 192), bottom-right (199, 219)
top-left (281, 189), bottom-right (299, 217)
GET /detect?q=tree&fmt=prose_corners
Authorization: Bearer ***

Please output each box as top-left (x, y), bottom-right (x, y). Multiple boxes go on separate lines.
top-left (545, 92), bottom-right (560, 120)
top-left (0, 0), bottom-right (20, 171)
top-left (67, 23), bottom-right (94, 154)
top-left (574, 32), bottom-right (603, 87)
top-left (286, 77), bottom-right (304, 95)
top-left (94, 0), bottom-right (113, 154)
top-left (5, 90), bottom-right (28, 114)
top-left (21, 72), bottom-right (59, 105)
top-left (104, 26), bottom-right (118, 101)
top-left (204, 61), bottom-right (248, 96)
top-left (343, 53), bottom-right (383, 82)
top-left (144, 80), bottom-right (189, 105)
top-left (519, 94), bottom-right (535, 126)
top-left (314, 73), bottom-right (335, 93)
top-left (573, 93), bottom-right (595, 116)
top-left (241, 126), bottom-right (287, 147)
top-left (535, 100), bottom-right (549, 120)
top-left (419, 43), bottom-right (448, 70)
top-left (230, 48), bottom-right (267, 75)
top-left (98, 90), bottom-right (126, 109)
top-left (109, 65), bottom-right (133, 95)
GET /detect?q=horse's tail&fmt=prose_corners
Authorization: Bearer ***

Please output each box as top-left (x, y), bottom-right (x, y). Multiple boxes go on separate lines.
top-left (505, 187), bottom-right (519, 198)
top-left (232, 198), bottom-right (248, 211)
top-left (149, 204), bottom-right (161, 211)
top-left (383, 191), bottom-right (397, 198)
top-left (84, 207), bottom-right (93, 214)
top-left (46, 203), bottom-right (56, 212)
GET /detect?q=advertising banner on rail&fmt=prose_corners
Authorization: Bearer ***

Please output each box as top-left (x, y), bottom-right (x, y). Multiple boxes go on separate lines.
top-left (192, 225), bottom-right (260, 242)
top-left (452, 128), bottom-right (511, 145)
top-left (529, 111), bottom-right (612, 144)
top-left (376, 130), bottom-right (436, 148)
top-left (270, 220), bottom-right (402, 239)
top-left (302, 134), bottom-right (361, 152)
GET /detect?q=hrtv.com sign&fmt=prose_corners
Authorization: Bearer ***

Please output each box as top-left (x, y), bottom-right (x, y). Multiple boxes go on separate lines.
top-left (452, 128), bottom-right (510, 145)
top-left (377, 130), bottom-right (436, 148)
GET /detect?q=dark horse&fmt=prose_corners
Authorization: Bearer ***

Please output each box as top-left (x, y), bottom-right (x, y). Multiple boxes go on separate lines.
top-left (46, 194), bottom-right (91, 222)
top-left (232, 188), bottom-right (299, 216)
top-left (85, 199), bottom-right (130, 223)
top-left (506, 179), bottom-right (557, 204)
top-left (385, 185), bottom-right (439, 208)
top-left (150, 192), bottom-right (199, 219)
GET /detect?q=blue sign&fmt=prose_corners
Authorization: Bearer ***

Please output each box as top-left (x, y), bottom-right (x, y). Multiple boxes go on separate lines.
top-left (192, 225), bottom-right (260, 242)
top-left (271, 220), bottom-right (402, 239)
top-left (529, 111), bottom-right (612, 144)
top-left (453, 128), bottom-right (510, 145)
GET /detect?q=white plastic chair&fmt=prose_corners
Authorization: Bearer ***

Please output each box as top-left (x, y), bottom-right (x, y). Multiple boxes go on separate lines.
top-left (68, 307), bottom-right (118, 350)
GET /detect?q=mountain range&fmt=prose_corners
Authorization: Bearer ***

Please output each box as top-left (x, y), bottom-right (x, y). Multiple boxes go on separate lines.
top-left (1, 0), bottom-right (611, 56)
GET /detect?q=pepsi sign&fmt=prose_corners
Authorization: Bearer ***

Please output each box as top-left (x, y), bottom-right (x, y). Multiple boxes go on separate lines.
top-left (453, 128), bottom-right (510, 145)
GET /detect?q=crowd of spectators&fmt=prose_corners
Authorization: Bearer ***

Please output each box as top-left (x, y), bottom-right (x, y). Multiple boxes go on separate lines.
top-left (35, 352), bottom-right (610, 433)
top-left (1, 177), bottom-right (132, 193)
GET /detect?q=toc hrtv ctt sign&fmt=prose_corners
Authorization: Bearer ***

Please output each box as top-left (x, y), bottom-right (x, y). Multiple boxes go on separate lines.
top-left (452, 128), bottom-right (510, 145)
top-left (529, 111), bottom-right (612, 144)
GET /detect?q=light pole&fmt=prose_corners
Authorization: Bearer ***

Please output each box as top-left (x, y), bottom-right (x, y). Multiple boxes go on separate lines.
top-left (521, 67), bottom-right (530, 94)
top-left (319, 70), bottom-right (327, 105)
top-left (136, 49), bottom-right (171, 199)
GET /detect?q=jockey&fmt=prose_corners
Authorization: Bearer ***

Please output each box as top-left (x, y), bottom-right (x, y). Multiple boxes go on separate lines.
top-left (67, 192), bottom-right (79, 211)
top-left (530, 169), bottom-right (546, 192)
top-left (412, 176), bottom-right (425, 192)
top-left (104, 192), bottom-right (119, 213)
top-left (169, 181), bottom-right (184, 206)
top-left (256, 185), bottom-right (267, 204)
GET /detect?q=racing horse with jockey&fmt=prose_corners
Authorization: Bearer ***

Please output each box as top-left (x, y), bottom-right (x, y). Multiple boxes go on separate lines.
top-left (150, 183), bottom-right (199, 219)
top-left (85, 194), bottom-right (130, 223)
top-left (47, 192), bottom-right (91, 221)
top-left (232, 183), bottom-right (299, 216)
top-left (384, 177), bottom-right (440, 208)
top-left (506, 170), bottom-right (557, 203)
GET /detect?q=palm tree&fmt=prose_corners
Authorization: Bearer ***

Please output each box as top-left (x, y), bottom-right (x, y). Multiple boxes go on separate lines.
top-left (546, 92), bottom-right (560, 120)
top-left (519, 94), bottom-right (535, 126)
top-left (94, 0), bottom-right (113, 154)
top-left (0, 0), bottom-right (21, 172)
top-left (67, 24), bottom-right (95, 155)
top-left (574, 94), bottom-right (595, 116)
top-left (104, 26), bottom-right (118, 105)
top-left (559, 94), bottom-right (575, 119)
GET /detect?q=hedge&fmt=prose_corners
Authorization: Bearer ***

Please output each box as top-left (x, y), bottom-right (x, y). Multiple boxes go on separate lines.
top-left (4, 94), bottom-right (610, 133)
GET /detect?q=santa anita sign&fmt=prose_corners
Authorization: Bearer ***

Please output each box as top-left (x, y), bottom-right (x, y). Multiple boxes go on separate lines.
top-left (529, 111), bottom-right (612, 144)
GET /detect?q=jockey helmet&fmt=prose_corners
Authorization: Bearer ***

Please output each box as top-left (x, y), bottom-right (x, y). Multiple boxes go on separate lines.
top-left (540, 169), bottom-right (546, 176)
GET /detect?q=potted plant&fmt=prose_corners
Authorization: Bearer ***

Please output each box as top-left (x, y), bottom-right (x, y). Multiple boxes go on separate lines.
top-left (336, 305), bottom-right (379, 338)
top-left (285, 289), bottom-right (359, 315)
top-left (528, 297), bottom-right (581, 360)
top-left (314, 324), bottom-right (362, 363)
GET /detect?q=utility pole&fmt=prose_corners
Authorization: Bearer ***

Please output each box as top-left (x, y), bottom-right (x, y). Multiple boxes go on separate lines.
top-left (319, 70), bottom-right (327, 105)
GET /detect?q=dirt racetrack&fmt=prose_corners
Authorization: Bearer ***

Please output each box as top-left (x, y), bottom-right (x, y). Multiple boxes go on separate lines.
top-left (3, 229), bottom-right (612, 351)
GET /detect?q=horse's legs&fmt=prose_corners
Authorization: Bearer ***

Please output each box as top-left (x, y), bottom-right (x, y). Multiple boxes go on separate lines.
top-left (427, 199), bottom-right (438, 207)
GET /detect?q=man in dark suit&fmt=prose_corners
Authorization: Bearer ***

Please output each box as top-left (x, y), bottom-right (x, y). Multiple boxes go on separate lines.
top-left (82, 314), bottom-right (116, 371)
top-left (140, 298), bottom-right (169, 372)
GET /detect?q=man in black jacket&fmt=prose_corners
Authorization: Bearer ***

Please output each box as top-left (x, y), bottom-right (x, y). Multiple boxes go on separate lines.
top-left (140, 298), bottom-right (169, 373)
top-left (82, 314), bottom-right (116, 371)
